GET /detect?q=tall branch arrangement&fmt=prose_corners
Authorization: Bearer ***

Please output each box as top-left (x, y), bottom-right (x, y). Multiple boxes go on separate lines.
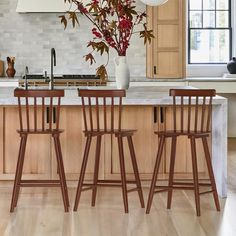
top-left (60, 0), bottom-right (154, 80)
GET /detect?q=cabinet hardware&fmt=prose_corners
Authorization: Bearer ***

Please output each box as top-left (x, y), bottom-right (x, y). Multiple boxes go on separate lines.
top-left (154, 66), bottom-right (157, 75)
top-left (46, 107), bottom-right (56, 124)
top-left (46, 107), bottom-right (49, 123)
top-left (160, 107), bottom-right (164, 123)
top-left (153, 107), bottom-right (157, 123)
top-left (53, 107), bottom-right (56, 123)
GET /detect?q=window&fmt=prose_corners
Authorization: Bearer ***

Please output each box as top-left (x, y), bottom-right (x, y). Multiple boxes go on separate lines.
top-left (188, 0), bottom-right (232, 64)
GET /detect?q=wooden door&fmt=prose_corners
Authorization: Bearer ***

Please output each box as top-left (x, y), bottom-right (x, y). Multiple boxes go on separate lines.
top-left (1, 106), bottom-right (51, 180)
top-left (146, 0), bottom-right (186, 78)
top-left (105, 106), bottom-right (164, 180)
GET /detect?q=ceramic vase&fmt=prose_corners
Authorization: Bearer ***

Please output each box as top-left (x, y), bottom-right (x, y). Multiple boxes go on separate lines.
top-left (6, 63), bottom-right (16, 78)
top-left (227, 57), bottom-right (236, 74)
top-left (114, 56), bottom-right (130, 89)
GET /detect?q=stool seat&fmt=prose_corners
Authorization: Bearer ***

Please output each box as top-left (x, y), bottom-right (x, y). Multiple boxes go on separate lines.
top-left (155, 130), bottom-right (210, 138)
top-left (17, 129), bottom-right (64, 134)
top-left (84, 129), bottom-right (136, 137)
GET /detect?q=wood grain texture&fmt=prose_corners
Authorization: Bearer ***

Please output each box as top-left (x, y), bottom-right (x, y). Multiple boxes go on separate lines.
top-left (146, 0), bottom-right (186, 78)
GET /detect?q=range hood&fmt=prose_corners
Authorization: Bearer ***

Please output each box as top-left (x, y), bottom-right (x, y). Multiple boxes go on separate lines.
top-left (16, 0), bottom-right (76, 13)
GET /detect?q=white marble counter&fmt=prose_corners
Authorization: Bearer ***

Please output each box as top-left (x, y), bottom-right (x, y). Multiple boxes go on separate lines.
top-left (0, 86), bottom-right (227, 106)
top-left (0, 86), bottom-right (227, 198)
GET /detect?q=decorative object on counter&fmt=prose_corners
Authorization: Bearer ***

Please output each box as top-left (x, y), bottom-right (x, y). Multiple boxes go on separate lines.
top-left (0, 59), bottom-right (4, 77)
top-left (227, 57), bottom-right (236, 74)
top-left (60, 0), bottom-right (154, 89)
top-left (6, 57), bottom-right (16, 78)
top-left (140, 0), bottom-right (168, 6)
top-left (114, 56), bottom-right (130, 89)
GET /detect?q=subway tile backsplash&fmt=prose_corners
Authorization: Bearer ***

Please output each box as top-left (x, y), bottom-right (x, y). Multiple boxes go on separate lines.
top-left (0, 0), bottom-right (146, 77)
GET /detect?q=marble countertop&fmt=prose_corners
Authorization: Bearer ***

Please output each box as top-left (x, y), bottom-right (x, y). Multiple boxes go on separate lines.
top-left (1, 76), bottom-right (236, 82)
top-left (0, 86), bottom-right (227, 106)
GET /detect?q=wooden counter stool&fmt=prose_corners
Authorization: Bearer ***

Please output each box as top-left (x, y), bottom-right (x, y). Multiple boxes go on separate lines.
top-left (10, 89), bottom-right (69, 212)
top-left (146, 89), bottom-right (220, 216)
top-left (73, 89), bottom-right (145, 213)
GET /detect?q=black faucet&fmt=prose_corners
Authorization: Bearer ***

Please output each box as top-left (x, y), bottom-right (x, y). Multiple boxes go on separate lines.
top-left (50, 48), bottom-right (56, 90)
top-left (24, 66), bottom-right (29, 90)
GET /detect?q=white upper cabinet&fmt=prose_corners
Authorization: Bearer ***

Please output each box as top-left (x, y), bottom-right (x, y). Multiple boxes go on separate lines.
top-left (16, 0), bottom-right (77, 13)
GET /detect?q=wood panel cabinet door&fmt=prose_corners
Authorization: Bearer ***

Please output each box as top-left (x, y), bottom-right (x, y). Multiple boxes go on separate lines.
top-left (1, 107), bottom-right (51, 180)
top-left (51, 106), bottom-right (105, 180)
top-left (164, 106), bottom-right (210, 180)
top-left (104, 106), bottom-right (164, 180)
top-left (146, 0), bottom-right (186, 78)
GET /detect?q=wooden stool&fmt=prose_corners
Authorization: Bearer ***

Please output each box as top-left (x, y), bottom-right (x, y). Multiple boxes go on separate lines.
top-left (73, 89), bottom-right (145, 213)
top-left (146, 89), bottom-right (220, 216)
top-left (10, 89), bottom-right (69, 212)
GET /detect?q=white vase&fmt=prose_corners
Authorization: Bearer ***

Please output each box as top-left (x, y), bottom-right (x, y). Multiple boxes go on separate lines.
top-left (114, 56), bottom-right (130, 89)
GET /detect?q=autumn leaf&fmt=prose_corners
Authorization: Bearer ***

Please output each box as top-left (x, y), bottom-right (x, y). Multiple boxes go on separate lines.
top-left (84, 53), bottom-right (96, 65)
top-left (96, 65), bottom-right (108, 81)
top-left (68, 11), bottom-right (80, 28)
top-left (59, 15), bottom-right (67, 29)
top-left (122, 5), bottom-right (137, 20)
top-left (140, 24), bottom-right (154, 44)
top-left (87, 41), bottom-right (109, 55)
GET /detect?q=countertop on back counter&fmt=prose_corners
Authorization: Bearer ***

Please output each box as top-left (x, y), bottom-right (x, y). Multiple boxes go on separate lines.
top-left (2, 76), bottom-right (236, 82)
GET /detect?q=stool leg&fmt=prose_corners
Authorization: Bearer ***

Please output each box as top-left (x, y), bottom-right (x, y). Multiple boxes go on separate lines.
top-left (57, 136), bottom-right (70, 207)
top-left (117, 136), bottom-right (128, 213)
top-left (74, 135), bottom-right (92, 211)
top-left (127, 136), bottom-right (145, 208)
top-left (13, 134), bottom-right (27, 208)
top-left (10, 135), bottom-right (27, 212)
top-left (167, 136), bottom-right (177, 209)
top-left (146, 136), bottom-right (165, 214)
top-left (91, 135), bottom-right (102, 207)
top-left (202, 137), bottom-right (220, 211)
top-left (53, 135), bottom-right (69, 212)
top-left (190, 137), bottom-right (201, 216)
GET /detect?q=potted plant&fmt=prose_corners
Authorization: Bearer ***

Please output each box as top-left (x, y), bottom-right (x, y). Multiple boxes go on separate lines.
top-left (60, 0), bottom-right (154, 88)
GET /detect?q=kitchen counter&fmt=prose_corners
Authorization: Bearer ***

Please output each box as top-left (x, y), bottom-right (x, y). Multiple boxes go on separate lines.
top-left (0, 86), bottom-right (227, 105)
top-left (0, 86), bottom-right (227, 198)
top-left (2, 76), bottom-right (236, 83)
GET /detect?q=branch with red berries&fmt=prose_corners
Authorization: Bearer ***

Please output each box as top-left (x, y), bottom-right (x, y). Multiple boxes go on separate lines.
top-left (59, 0), bottom-right (154, 80)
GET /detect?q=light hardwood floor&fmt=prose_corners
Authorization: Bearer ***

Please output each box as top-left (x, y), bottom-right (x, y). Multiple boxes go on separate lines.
top-left (1, 139), bottom-right (236, 236)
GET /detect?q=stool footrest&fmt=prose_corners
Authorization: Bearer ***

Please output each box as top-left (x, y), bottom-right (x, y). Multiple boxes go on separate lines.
top-left (97, 180), bottom-right (137, 184)
top-left (19, 180), bottom-right (61, 187)
top-left (172, 181), bottom-right (212, 187)
top-left (155, 185), bottom-right (195, 190)
top-left (199, 190), bottom-right (214, 195)
top-left (127, 187), bottom-right (139, 193)
top-left (154, 189), bottom-right (169, 194)
top-left (81, 180), bottom-right (139, 192)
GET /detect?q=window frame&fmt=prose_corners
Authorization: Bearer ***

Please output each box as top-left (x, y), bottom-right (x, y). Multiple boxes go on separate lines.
top-left (188, 0), bottom-right (232, 65)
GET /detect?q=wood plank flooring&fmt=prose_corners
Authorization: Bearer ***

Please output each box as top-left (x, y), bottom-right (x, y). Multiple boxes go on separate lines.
top-left (1, 138), bottom-right (236, 236)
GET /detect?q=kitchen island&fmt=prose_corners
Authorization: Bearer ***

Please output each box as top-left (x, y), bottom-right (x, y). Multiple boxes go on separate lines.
top-left (0, 86), bottom-right (227, 198)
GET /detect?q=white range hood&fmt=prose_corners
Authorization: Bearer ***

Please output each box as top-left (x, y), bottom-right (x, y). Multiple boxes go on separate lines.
top-left (16, 0), bottom-right (75, 13)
